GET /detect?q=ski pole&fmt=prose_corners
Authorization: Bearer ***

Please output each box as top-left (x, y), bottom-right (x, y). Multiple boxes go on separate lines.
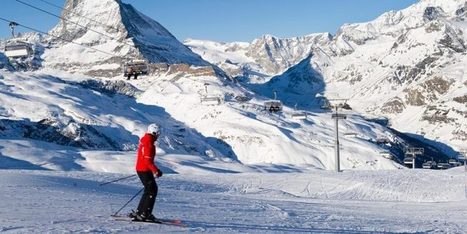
top-left (112, 188), bottom-right (144, 217)
top-left (99, 174), bottom-right (137, 186)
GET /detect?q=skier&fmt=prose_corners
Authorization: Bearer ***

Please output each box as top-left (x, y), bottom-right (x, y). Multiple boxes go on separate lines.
top-left (129, 123), bottom-right (163, 222)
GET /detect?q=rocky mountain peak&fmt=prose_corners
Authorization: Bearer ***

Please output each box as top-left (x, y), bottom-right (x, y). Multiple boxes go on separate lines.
top-left (45, 0), bottom-right (210, 76)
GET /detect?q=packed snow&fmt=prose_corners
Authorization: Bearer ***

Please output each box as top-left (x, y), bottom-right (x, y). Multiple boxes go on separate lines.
top-left (0, 148), bottom-right (466, 233)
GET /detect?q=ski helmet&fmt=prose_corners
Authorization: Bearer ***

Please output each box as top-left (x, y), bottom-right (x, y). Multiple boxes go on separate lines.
top-left (147, 123), bottom-right (161, 135)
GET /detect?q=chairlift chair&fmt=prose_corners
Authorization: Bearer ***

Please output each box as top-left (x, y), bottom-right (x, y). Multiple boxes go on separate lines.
top-left (403, 157), bottom-right (414, 164)
top-left (200, 95), bottom-right (221, 105)
top-left (4, 41), bottom-right (33, 58)
top-left (4, 21), bottom-right (34, 59)
top-left (123, 59), bottom-right (149, 76)
top-left (344, 132), bottom-right (358, 138)
top-left (291, 112), bottom-right (307, 120)
top-left (448, 159), bottom-right (461, 167)
top-left (437, 162), bottom-right (451, 170)
top-left (379, 151), bottom-right (393, 159)
top-left (320, 100), bottom-right (331, 110)
top-left (422, 161), bottom-right (434, 169)
top-left (264, 100), bottom-right (282, 112)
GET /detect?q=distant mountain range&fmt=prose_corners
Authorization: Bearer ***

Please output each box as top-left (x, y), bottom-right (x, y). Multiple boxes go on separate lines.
top-left (185, 0), bottom-right (467, 154)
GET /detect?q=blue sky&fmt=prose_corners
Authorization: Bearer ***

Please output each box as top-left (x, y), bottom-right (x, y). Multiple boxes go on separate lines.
top-left (1, 0), bottom-right (418, 42)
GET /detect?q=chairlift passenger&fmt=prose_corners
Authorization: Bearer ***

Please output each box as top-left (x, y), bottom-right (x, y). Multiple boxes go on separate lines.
top-left (126, 66), bottom-right (138, 80)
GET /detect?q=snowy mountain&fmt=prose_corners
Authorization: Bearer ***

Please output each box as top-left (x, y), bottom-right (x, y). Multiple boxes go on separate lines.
top-left (187, 0), bottom-right (467, 156)
top-left (315, 0), bottom-right (466, 154)
top-left (0, 0), bottom-right (459, 172)
top-left (185, 33), bottom-right (331, 81)
top-left (43, 0), bottom-right (212, 77)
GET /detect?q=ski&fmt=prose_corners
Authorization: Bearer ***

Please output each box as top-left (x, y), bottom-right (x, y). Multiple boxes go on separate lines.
top-left (111, 215), bottom-right (187, 227)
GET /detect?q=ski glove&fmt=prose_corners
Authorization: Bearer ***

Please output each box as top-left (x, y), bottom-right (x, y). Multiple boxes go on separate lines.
top-left (155, 170), bottom-right (163, 178)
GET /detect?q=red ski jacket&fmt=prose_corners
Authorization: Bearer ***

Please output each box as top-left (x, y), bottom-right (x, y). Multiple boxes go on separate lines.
top-left (135, 133), bottom-right (159, 173)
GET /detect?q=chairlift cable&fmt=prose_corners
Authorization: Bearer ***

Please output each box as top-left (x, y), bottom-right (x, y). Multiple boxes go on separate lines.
top-left (37, 0), bottom-right (120, 33)
top-left (0, 17), bottom-right (118, 58)
top-left (16, 0), bottom-right (139, 59)
top-left (16, 0), bottom-right (116, 43)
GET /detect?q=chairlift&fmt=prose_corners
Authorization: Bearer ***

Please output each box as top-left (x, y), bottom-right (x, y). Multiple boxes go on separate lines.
top-left (200, 95), bottom-right (222, 105)
top-left (344, 132), bottom-right (358, 138)
top-left (406, 147), bottom-right (424, 155)
top-left (376, 138), bottom-right (390, 144)
top-left (123, 59), bottom-right (149, 76)
top-left (264, 90), bottom-right (283, 113)
top-left (403, 157), bottom-right (414, 164)
top-left (291, 112), bottom-right (307, 120)
top-left (4, 41), bottom-right (33, 58)
top-left (4, 21), bottom-right (34, 59)
top-left (379, 151), bottom-right (393, 159)
top-left (291, 103), bottom-right (306, 119)
top-left (437, 162), bottom-right (451, 170)
top-left (264, 100), bottom-right (282, 112)
top-left (422, 161), bottom-right (436, 169)
top-left (448, 159), bottom-right (461, 166)
top-left (320, 99), bottom-right (331, 110)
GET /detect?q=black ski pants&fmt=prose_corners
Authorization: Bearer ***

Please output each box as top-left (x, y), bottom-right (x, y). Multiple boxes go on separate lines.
top-left (136, 171), bottom-right (158, 216)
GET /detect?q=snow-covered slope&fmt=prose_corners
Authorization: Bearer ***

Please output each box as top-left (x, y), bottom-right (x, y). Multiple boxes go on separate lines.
top-left (43, 0), bottom-right (210, 77)
top-left (134, 70), bottom-right (415, 169)
top-left (0, 69), bottom-right (410, 170)
top-left (0, 167), bottom-right (466, 233)
top-left (0, 71), bottom-right (238, 164)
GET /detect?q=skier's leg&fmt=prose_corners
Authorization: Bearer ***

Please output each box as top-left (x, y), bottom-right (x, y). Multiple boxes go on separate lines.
top-left (136, 172), bottom-right (157, 218)
top-left (147, 180), bottom-right (158, 215)
top-left (136, 172), bottom-right (151, 215)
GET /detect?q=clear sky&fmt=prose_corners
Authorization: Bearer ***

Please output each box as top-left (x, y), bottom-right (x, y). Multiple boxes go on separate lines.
top-left (0, 0), bottom-right (419, 42)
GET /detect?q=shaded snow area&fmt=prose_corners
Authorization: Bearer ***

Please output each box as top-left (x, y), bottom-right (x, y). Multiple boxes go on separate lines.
top-left (0, 167), bottom-right (466, 233)
top-left (0, 70), bottom-right (406, 170)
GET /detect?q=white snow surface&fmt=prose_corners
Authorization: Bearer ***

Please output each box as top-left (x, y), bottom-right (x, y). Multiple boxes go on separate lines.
top-left (0, 146), bottom-right (466, 233)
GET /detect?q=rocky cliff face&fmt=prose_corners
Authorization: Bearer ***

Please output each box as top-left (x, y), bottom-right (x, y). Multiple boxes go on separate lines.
top-left (296, 0), bottom-right (467, 152)
top-left (44, 0), bottom-right (210, 77)
top-left (246, 33), bottom-right (332, 75)
top-left (185, 33), bottom-right (331, 80)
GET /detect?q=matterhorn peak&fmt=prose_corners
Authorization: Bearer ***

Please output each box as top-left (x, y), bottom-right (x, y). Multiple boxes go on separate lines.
top-left (44, 0), bottom-right (210, 76)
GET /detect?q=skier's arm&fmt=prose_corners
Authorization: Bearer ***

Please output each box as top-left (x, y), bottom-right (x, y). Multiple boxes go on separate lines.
top-left (142, 138), bottom-right (159, 174)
